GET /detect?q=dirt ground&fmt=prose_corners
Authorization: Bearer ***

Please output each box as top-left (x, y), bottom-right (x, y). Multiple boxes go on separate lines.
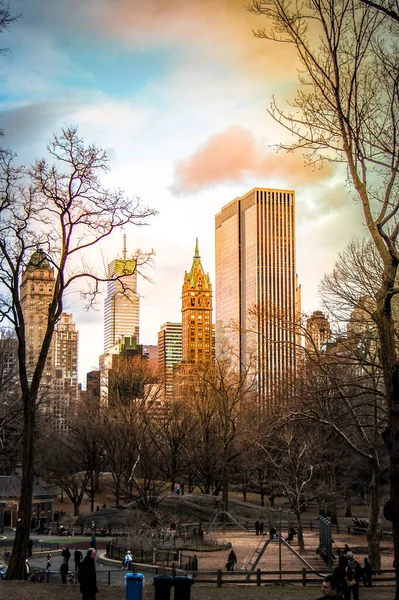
top-left (194, 529), bottom-right (394, 572)
top-left (0, 581), bottom-right (395, 600)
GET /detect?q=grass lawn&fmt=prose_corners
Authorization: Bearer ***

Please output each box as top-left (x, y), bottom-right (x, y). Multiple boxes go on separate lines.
top-left (0, 582), bottom-right (394, 600)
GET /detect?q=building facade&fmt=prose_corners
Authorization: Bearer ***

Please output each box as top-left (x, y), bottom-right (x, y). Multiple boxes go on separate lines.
top-left (20, 249), bottom-right (55, 383)
top-left (158, 322), bottom-right (182, 400)
top-left (20, 250), bottom-right (79, 432)
top-left (181, 239), bottom-right (213, 364)
top-left (104, 253), bottom-right (139, 353)
top-left (305, 311), bottom-right (332, 353)
top-left (51, 313), bottom-right (79, 432)
top-left (215, 188), bottom-right (301, 406)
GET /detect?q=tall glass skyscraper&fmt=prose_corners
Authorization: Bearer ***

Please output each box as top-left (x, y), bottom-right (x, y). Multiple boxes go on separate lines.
top-left (104, 253), bottom-right (139, 353)
top-left (215, 188), bottom-right (301, 406)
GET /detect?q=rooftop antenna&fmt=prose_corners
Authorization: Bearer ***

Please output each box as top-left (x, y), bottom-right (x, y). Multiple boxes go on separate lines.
top-left (123, 234), bottom-right (127, 260)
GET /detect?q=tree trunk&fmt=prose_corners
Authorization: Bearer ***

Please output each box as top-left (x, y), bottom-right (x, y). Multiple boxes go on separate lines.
top-left (222, 466), bottom-right (229, 514)
top-left (296, 513), bottom-right (305, 553)
top-left (5, 392), bottom-right (35, 580)
top-left (242, 481), bottom-right (247, 502)
top-left (367, 460), bottom-right (381, 570)
top-left (73, 504), bottom-right (80, 517)
top-left (344, 493), bottom-right (352, 518)
top-left (374, 273), bottom-right (399, 600)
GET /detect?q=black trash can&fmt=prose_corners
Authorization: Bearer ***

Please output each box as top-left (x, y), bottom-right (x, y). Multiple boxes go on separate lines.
top-left (153, 574), bottom-right (173, 600)
top-left (174, 575), bottom-right (194, 600)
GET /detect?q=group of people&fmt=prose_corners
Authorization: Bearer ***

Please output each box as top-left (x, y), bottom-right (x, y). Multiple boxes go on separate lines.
top-left (254, 520), bottom-right (264, 535)
top-left (174, 483), bottom-right (185, 496)
top-left (316, 546), bottom-right (371, 600)
top-left (60, 547), bottom-right (99, 599)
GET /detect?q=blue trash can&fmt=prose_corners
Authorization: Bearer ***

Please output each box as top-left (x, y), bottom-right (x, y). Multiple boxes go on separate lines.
top-left (125, 572), bottom-right (144, 600)
top-left (153, 574), bottom-right (173, 600)
top-left (174, 575), bottom-right (194, 600)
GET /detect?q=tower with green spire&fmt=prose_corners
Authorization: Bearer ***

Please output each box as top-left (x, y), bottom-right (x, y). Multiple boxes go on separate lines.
top-left (181, 239), bottom-right (213, 363)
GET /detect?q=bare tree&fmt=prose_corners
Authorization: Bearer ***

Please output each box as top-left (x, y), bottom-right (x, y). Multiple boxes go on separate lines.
top-left (0, 332), bottom-right (22, 473)
top-left (247, 0), bottom-right (399, 591)
top-left (0, 126), bottom-right (156, 579)
top-left (359, 0), bottom-right (399, 22)
top-left (258, 422), bottom-right (322, 553)
top-left (0, 1), bottom-right (20, 138)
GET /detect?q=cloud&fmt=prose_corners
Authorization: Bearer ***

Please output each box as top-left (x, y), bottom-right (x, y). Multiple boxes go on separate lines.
top-left (93, 0), bottom-right (299, 80)
top-left (170, 125), bottom-right (334, 194)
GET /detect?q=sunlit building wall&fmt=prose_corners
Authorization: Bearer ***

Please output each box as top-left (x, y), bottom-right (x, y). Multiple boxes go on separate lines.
top-left (181, 239), bottom-right (213, 364)
top-left (20, 249), bottom-right (55, 383)
top-left (104, 256), bottom-right (139, 353)
top-left (305, 310), bottom-right (332, 353)
top-left (215, 187), bottom-right (301, 406)
top-left (158, 322), bottom-right (182, 400)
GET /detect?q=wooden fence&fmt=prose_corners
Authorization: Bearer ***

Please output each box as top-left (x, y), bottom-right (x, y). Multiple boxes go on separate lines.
top-left (192, 568), bottom-right (397, 587)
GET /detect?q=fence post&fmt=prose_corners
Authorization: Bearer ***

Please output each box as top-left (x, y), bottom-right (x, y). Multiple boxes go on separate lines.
top-left (179, 551), bottom-right (182, 568)
top-left (302, 568), bottom-right (306, 586)
top-left (257, 568), bottom-right (261, 586)
top-left (217, 570), bottom-right (222, 588)
top-left (108, 570), bottom-right (110, 585)
top-left (153, 549), bottom-right (156, 564)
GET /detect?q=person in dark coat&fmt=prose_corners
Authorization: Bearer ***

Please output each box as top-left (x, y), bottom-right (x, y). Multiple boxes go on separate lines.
top-left (362, 557), bottom-right (372, 587)
top-left (62, 546), bottom-right (71, 567)
top-left (226, 549), bottom-right (237, 571)
top-left (316, 574), bottom-right (342, 598)
top-left (78, 548), bottom-right (98, 600)
top-left (342, 551), bottom-right (362, 600)
top-left (74, 548), bottom-right (83, 571)
top-left (60, 558), bottom-right (68, 584)
top-left (255, 520), bottom-right (260, 535)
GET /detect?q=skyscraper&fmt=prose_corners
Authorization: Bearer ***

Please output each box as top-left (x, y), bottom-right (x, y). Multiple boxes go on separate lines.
top-left (51, 313), bottom-right (79, 432)
top-left (104, 240), bottom-right (139, 353)
top-left (305, 311), bottom-right (332, 353)
top-left (158, 322), bottom-right (182, 400)
top-left (20, 249), bottom-right (79, 431)
top-left (215, 188), bottom-right (301, 406)
top-left (181, 239), bottom-right (213, 364)
top-left (20, 249), bottom-right (55, 383)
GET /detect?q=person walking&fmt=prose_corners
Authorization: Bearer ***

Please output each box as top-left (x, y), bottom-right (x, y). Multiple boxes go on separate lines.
top-left (226, 549), bottom-right (237, 572)
top-left (78, 548), bottom-right (99, 600)
top-left (91, 534), bottom-right (97, 550)
top-left (74, 547), bottom-right (83, 571)
top-left (255, 520), bottom-right (260, 535)
top-left (362, 557), bottom-right (372, 587)
top-left (342, 551), bottom-right (362, 600)
top-left (60, 558), bottom-right (68, 584)
top-left (123, 550), bottom-right (133, 570)
top-left (62, 545), bottom-right (71, 568)
top-left (46, 553), bottom-right (52, 570)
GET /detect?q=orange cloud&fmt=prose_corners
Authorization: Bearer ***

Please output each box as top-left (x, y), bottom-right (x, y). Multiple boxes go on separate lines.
top-left (95, 0), bottom-right (299, 79)
top-left (171, 125), bottom-right (334, 195)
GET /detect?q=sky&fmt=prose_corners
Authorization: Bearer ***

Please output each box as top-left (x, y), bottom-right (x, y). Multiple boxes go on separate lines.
top-left (0, 0), bottom-right (367, 385)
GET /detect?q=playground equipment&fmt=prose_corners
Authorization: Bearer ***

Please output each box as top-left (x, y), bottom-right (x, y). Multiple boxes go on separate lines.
top-left (318, 515), bottom-right (333, 569)
top-left (245, 508), bottom-right (326, 580)
top-left (207, 500), bottom-right (247, 532)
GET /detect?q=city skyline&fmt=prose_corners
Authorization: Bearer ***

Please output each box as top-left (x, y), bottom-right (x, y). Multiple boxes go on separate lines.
top-left (0, 0), bottom-right (366, 384)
